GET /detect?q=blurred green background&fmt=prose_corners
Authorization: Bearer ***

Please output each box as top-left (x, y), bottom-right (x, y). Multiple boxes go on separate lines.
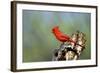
top-left (23, 10), bottom-right (91, 62)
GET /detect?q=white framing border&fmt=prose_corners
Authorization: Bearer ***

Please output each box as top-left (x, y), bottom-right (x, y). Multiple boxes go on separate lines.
top-left (16, 3), bottom-right (97, 69)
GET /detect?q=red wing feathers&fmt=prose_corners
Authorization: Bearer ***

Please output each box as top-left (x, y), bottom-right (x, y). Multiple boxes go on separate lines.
top-left (52, 26), bottom-right (72, 43)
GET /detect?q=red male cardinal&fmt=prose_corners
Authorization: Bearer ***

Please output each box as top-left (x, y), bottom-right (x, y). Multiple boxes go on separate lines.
top-left (52, 26), bottom-right (75, 44)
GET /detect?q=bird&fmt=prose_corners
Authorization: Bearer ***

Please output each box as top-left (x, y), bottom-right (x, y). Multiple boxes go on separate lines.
top-left (52, 26), bottom-right (76, 44)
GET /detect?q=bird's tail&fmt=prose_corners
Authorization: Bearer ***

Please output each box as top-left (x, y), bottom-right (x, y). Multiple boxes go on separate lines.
top-left (69, 39), bottom-right (76, 44)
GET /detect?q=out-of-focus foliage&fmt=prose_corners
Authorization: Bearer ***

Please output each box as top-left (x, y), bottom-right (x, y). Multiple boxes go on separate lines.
top-left (23, 10), bottom-right (91, 62)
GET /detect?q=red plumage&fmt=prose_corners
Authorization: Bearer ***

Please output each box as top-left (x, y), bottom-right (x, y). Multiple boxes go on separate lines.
top-left (52, 26), bottom-right (75, 43)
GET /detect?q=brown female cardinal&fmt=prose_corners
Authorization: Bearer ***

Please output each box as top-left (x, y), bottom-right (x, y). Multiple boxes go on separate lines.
top-left (52, 26), bottom-right (76, 44)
